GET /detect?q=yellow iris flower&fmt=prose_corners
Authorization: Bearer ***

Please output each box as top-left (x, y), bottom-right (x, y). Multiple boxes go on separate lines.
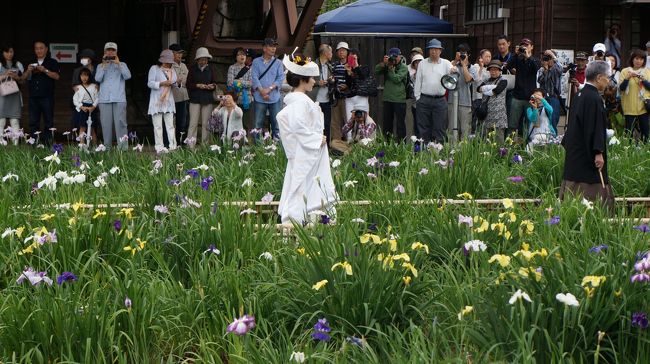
top-left (312, 279), bottom-right (328, 291)
top-left (360, 233), bottom-right (381, 244)
top-left (488, 254), bottom-right (511, 267)
top-left (331, 261), bottom-right (353, 276)
top-left (411, 242), bottom-right (430, 254)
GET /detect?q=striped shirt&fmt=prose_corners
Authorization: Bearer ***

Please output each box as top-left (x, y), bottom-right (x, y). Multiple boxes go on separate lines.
top-left (331, 60), bottom-right (350, 99)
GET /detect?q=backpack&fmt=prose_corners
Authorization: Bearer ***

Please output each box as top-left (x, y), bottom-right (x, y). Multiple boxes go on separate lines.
top-left (352, 65), bottom-right (378, 97)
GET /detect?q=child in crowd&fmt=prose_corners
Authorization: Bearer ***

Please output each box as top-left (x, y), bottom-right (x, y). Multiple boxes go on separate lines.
top-left (212, 92), bottom-right (244, 143)
top-left (525, 88), bottom-right (557, 152)
top-left (477, 60), bottom-right (508, 144)
top-left (72, 68), bottom-right (99, 144)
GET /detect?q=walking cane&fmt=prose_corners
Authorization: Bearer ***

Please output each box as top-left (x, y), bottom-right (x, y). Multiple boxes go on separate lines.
top-left (598, 168), bottom-right (605, 189)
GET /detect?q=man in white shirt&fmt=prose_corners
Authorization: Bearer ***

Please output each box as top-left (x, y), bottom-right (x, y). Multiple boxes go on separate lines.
top-left (414, 38), bottom-right (455, 143)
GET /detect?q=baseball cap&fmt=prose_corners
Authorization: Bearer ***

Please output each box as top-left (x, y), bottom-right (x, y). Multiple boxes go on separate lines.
top-left (593, 43), bottom-right (606, 53)
top-left (575, 51), bottom-right (588, 60)
top-left (104, 42), bottom-right (118, 51)
top-left (263, 38), bottom-right (278, 46)
top-left (169, 44), bottom-right (185, 53)
top-left (388, 47), bottom-right (401, 57)
top-left (519, 38), bottom-right (533, 46)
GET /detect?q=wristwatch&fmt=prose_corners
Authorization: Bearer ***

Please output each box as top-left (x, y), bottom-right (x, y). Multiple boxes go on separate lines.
top-left (44, 69), bottom-right (49, 74)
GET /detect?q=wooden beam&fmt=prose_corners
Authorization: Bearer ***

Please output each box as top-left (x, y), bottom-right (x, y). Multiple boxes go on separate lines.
top-left (290, 0), bottom-right (324, 46)
top-left (269, 0), bottom-right (295, 44)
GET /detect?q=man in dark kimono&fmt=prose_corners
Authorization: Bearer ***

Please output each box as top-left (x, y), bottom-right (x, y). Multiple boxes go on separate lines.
top-left (559, 60), bottom-right (614, 211)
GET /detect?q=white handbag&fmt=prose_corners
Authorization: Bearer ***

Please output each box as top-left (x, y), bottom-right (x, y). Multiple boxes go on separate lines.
top-left (0, 76), bottom-right (19, 96)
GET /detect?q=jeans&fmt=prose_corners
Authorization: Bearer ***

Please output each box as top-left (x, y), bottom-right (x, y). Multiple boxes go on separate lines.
top-left (98, 102), bottom-right (128, 150)
top-left (382, 101), bottom-right (406, 141)
top-left (254, 100), bottom-right (282, 139)
top-left (29, 96), bottom-right (54, 144)
top-left (416, 95), bottom-right (448, 143)
top-left (319, 101), bottom-right (332, 145)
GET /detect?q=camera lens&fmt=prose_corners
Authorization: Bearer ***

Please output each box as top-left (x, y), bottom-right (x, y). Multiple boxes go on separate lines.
top-left (460, 53), bottom-right (467, 60)
top-left (354, 111), bottom-right (363, 117)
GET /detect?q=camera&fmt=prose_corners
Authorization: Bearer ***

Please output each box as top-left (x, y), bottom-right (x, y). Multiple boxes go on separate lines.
top-left (542, 55), bottom-right (551, 62)
top-left (216, 95), bottom-right (226, 101)
top-left (354, 110), bottom-right (364, 118)
top-left (388, 55), bottom-right (397, 64)
top-left (459, 53), bottom-right (467, 61)
top-left (30, 63), bottom-right (38, 67)
top-left (518, 46), bottom-right (527, 54)
top-left (103, 56), bottom-right (116, 61)
top-left (595, 50), bottom-right (605, 58)
top-left (566, 63), bottom-right (577, 79)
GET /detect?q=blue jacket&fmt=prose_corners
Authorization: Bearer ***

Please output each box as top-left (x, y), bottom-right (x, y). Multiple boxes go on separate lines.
top-left (526, 98), bottom-right (557, 137)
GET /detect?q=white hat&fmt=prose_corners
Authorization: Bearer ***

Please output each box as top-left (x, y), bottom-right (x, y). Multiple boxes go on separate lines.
top-left (282, 55), bottom-right (319, 77)
top-left (336, 42), bottom-right (349, 51)
top-left (593, 43), bottom-right (606, 53)
top-left (194, 47), bottom-right (213, 60)
top-left (352, 103), bottom-right (368, 112)
top-left (104, 42), bottom-right (118, 51)
top-left (411, 54), bottom-right (424, 63)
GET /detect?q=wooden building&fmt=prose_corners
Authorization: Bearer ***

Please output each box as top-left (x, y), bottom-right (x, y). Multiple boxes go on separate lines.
top-left (0, 0), bottom-right (323, 141)
top-left (429, 0), bottom-right (650, 62)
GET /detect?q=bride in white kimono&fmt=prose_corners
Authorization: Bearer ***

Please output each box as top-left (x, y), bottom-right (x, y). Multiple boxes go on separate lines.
top-left (277, 54), bottom-right (337, 225)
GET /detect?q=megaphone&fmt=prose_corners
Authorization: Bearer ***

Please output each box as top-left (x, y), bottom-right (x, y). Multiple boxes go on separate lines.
top-left (441, 74), bottom-right (458, 91)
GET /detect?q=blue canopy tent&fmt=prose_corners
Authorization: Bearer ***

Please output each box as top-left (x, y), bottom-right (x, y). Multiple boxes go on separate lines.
top-left (313, 0), bottom-right (462, 37)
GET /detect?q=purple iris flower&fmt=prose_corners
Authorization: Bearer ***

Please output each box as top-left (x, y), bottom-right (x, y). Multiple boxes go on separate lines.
top-left (52, 143), bottom-right (64, 154)
top-left (227, 314), bottom-right (256, 335)
top-left (351, 162), bottom-right (357, 169)
top-left (375, 150), bottom-right (385, 159)
top-left (499, 147), bottom-right (508, 157)
top-left (311, 318), bottom-right (331, 341)
top-left (71, 154), bottom-right (81, 167)
top-left (129, 131), bottom-right (138, 140)
top-left (368, 223), bottom-right (377, 232)
top-left (346, 336), bottom-right (364, 347)
top-left (124, 296), bottom-right (132, 309)
top-left (320, 214), bottom-right (331, 225)
top-left (508, 176), bottom-right (524, 183)
top-left (413, 144), bottom-right (421, 153)
top-left (186, 169), bottom-right (199, 178)
top-left (201, 176), bottom-right (214, 190)
top-left (57, 271), bottom-right (78, 285)
top-left (114, 219), bottom-right (122, 232)
top-left (631, 273), bottom-right (650, 283)
top-left (634, 225), bottom-right (650, 233)
top-left (512, 153), bottom-right (523, 163)
top-left (545, 216), bottom-right (560, 225)
top-left (589, 244), bottom-right (608, 253)
top-left (632, 312), bottom-right (649, 329)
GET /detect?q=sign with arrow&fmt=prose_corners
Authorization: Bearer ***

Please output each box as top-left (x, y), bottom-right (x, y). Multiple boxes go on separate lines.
top-left (50, 43), bottom-right (78, 64)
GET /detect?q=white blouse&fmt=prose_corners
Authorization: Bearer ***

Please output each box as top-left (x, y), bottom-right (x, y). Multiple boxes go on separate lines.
top-left (147, 65), bottom-right (177, 115)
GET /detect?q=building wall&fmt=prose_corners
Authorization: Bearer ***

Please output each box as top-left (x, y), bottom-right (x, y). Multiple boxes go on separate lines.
top-left (429, 0), bottom-right (649, 62)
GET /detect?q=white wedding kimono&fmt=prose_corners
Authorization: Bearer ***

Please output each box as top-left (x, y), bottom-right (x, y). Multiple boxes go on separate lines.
top-left (277, 92), bottom-right (337, 224)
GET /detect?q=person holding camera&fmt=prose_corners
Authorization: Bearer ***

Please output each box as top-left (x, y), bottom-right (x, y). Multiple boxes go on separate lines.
top-left (211, 92), bottom-right (243, 143)
top-left (506, 38), bottom-right (541, 138)
top-left (307, 44), bottom-right (334, 145)
top-left (569, 52), bottom-right (588, 95)
top-left (525, 88), bottom-right (557, 152)
top-left (537, 50), bottom-right (563, 130)
top-left (95, 42), bottom-right (131, 150)
top-left (447, 44), bottom-right (474, 140)
top-left (592, 43), bottom-right (607, 63)
top-left (414, 38), bottom-right (456, 144)
top-left (604, 24), bottom-right (622, 67)
top-left (470, 49), bottom-right (491, 134)
top-left (24, 40), bottom-right (60, 145)
top-left (619, 49), bottom-right (650, 141)
top-left (407, 53), bottom-right (424, 137)
top-left (147, 49), bottom-right (178, 152)
top-left (342, 103), bottom-right (377, 143)
top-left (375, 47), bottom-right (408, 141)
